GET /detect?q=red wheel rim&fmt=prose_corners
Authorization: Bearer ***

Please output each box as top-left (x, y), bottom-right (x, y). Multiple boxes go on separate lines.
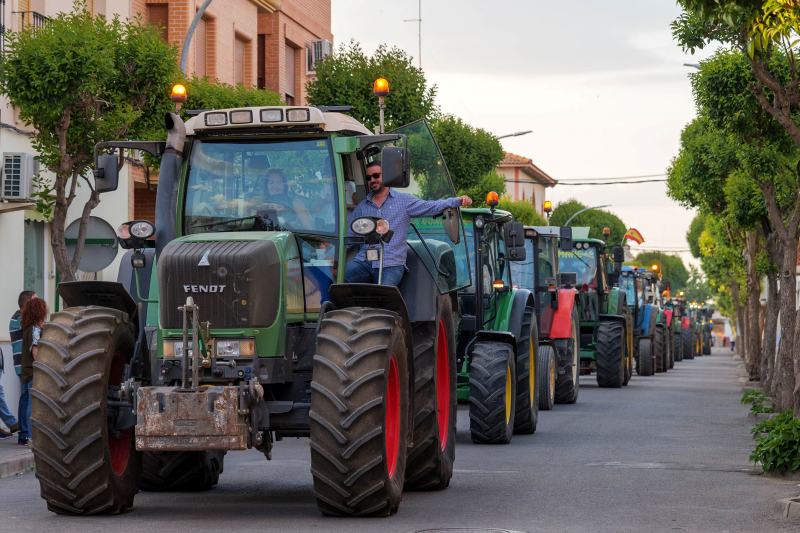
top-left (385, 355), bottom-right (400, 479)
top-left (108, 351), bottom-right (131, 477)
top-left (436, 320), bottom-right (450, 450)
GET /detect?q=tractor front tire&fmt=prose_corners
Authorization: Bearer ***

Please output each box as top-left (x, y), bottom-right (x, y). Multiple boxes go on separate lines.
top-left (596, 321), bottom-right (625, 388)
top-left (513, 305), bottom-right (538, 435)
top-left (139, 451), bottom-right (224, 492)
top-left (555, 310), bottom-right (580, 404)
top-left (637, 338), bottom-right (654, 376)
top-left (537, 345), bottom-right (557, 411)
top-left (703, 331), bottom-right (712, 355)
top-left (32, 306), bottom-right (140, 515)
top-left (654, 327), bottom-right (665, 373)
top-left (405, 295), bottom-right (456, 491)
top-left (468, 341), bottom-right (516, 444)
top-left (673, 332), bottom-right (683, 362)
top-left (682, 330), bottom-right (694, 360)
top-left (310, 307), bottom-right (410, 516)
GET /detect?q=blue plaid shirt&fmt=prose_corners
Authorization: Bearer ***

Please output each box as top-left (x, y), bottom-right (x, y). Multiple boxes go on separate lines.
top-left (348, 189), bottom-right (462, 268)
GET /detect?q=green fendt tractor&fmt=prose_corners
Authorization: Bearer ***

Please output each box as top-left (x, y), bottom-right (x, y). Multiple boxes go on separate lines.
top-left (456, 204), bottom-right (536, 444)
top-left (31, 106), bottom-right (474, 516)
top-left (510, 225), bottom-right (578, 410)
top-left (557, 230), bottom-right (633, 389)
top-left (666, 297), bottom-right (686, 363)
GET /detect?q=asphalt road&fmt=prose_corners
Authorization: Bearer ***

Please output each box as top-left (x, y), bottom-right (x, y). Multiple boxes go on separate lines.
top-left (1, 347), bottom-right (798, 533)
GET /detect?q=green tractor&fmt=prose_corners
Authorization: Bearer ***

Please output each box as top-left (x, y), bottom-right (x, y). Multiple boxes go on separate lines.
top-left (557, 230), bottom-right (633, 389)
top-left (510, 225), bottom-right (579, 410)
top-left (456, 205), bottom-right (537, 444)
top-left (665, 298), bottom-right (686, 363)
top-left (31, 108), bottom-right (474, 516)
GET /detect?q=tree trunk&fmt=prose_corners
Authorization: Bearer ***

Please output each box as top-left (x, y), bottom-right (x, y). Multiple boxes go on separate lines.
top-left (762, 273), bottom-right (779, 394)
top-left (744, 231), bottom-right (761, 380)
top-left (775, 241), bottom-right (797, 412)
top-left (731, 280), bottom-right (745, 357)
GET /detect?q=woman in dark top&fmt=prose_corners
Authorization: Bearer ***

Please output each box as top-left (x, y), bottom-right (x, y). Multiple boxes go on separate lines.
top-left (18, 297), bottom-right (47, 445)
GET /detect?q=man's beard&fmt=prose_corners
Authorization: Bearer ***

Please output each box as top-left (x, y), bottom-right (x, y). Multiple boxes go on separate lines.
top-left (370, 181), bottom-right (384, 193)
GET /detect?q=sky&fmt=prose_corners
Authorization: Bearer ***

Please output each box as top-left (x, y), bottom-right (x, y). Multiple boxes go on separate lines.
top-left (331, 0), bottom-right (720, 268)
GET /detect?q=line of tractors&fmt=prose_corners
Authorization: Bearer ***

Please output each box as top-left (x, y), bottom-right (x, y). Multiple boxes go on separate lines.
top-left (28, 93), bottom-right (715, 518)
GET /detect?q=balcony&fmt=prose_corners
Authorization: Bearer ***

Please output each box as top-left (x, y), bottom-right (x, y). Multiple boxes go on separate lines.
top-left (13, 11), bottom-right (49, 32)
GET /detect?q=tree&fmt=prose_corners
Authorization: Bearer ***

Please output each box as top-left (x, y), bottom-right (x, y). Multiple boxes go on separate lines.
top-left (0, 7), bottom-right (179, 281)
top-left (498, 197), bottom-right (547, 226)
top-left (630, 252), bottom-right (690, 291)
top-left (683, 265), bottom-right (714, 303)
top-left (307, 41), bottom-right (437, 131)
top-left (185, 77), bottom-right (282, 110)
top-left (430, 114), bottom-right (504, 197)
top-left (674, 0), bottom-right (800, 411)
top-left (548, 199), bottom-right (627, 244)
top-left (686, 213), bottom-right (706, 258)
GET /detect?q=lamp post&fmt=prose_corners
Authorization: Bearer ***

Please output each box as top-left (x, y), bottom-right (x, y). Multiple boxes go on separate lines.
top-left (180, 0), bottom-right (213, 76)
top-left (564, 204), bottom-right (611, 226)
top-left (496, 130), bottom-right (533, 140)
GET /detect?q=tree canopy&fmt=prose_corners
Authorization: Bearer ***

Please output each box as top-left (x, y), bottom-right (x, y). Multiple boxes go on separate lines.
top-left (548, 199), bottom-right (627, 244)
top-left (0, 8), bottom-right (179, 280)
top-left (498, 197), bottom-right (547, 226)
top-left (629, 252), bottom-right (690, 291)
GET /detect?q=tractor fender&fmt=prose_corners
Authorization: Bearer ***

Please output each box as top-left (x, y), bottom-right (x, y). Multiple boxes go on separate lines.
top-left (474, 329), bottom-right (517, 349)
top-left (327, 283), bottom-right (416, 429)
top-left (681, 316), bottom-right (691, 330)
top-left (664, 309), bottom-right (673, 328)
top-left (549, 288), bottom-right (576, 339)
top-left (508, 289), bottom-right (535, 346)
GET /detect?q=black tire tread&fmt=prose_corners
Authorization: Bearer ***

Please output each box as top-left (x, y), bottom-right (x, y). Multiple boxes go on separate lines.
top-left (536, 345), bottom-right (556, 411)
top-left (513, 306), bottom-right (537, 434)
top-left (32, 306), bottom-right (140, 515)
top-left (139, 451), bottom-right (224, 492)
top-left (596, 321), bottom-right (625, 388)
top-left (468, 341), bottom-right (515, 444)
top-left (637, 338), bottom-right (654, 376)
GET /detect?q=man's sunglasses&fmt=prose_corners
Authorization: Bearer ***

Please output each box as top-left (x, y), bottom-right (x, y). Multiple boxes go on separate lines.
top-left (367, 172), bottom-right (382, 180)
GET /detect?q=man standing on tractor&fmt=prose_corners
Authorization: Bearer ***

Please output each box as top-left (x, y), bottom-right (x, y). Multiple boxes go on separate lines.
top-left (345, 160), bottom-right (473, 286)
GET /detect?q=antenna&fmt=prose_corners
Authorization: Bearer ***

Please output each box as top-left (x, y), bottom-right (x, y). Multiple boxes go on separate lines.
top-left (403, 0), bottom-right (422, 69)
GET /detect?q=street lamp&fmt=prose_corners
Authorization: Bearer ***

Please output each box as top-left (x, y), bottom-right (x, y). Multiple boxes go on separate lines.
top-left (496, 130), bottom-right (533, 140)
top-left (683, 63), bottom-right (700, 69)
top-left (564, 204), bottom-right (611, 226)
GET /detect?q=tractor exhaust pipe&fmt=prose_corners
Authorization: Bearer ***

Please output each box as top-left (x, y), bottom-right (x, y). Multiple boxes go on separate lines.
top-left (155, 112), bottom-right (186, 258)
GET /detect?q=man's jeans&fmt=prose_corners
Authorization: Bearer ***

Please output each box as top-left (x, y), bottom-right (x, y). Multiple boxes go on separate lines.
top-left (0, 379), bottom-right (17, 429)
top-left (18, 381), bottom-right (31, 441)
top-left (345, 259), bottom-right (405, 287)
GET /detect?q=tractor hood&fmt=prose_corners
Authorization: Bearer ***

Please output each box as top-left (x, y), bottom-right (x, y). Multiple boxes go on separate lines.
top-left (158, 232), bottom-right (290, 329)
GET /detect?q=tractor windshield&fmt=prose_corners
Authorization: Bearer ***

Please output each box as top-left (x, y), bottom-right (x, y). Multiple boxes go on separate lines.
top-left (558, 246), bottom-right (598, 287)
top-left (620, 274), bottom-right (636, 306)
top-left (183, 139), bottom-right (337, 235)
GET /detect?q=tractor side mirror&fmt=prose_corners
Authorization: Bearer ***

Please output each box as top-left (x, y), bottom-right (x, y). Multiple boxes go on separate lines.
top-left (380, 147), bottom-right (409, 188)
top-left (558, 226), bottom-right (573, 251)
top-left (93, 153), bottom-right (120, 193)
top-left (503, 221), bottom-right (526, 261)
top-left (442, 208), bottom-right (461, 244)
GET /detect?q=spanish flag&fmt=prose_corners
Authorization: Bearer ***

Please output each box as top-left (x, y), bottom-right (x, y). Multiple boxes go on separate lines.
top-left (623, 228), bottom-right (644, 244)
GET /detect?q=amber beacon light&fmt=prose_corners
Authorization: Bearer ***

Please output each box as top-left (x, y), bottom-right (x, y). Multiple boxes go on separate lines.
top-left (373, 77), bottom-right (390, 96)
top-left (486, 191), bottom-right (500, 207)
top-left (171, 83), bottom-right (188, 103)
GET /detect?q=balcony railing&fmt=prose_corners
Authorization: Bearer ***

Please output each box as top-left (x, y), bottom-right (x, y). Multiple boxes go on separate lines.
top-left (13, 11), bottom-right (49, 32)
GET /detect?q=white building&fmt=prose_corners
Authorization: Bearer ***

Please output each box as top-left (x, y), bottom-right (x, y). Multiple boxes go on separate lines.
top-left (0, 0), bottom-right (133, 417)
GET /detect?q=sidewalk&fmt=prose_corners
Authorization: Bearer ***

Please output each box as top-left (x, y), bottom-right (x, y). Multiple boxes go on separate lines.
top-left (0, 437), bottom-right (33, 479)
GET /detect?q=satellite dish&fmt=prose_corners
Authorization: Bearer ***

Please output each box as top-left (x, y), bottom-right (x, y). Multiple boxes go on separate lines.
top-left (64, 216), bottom-right (118, 272)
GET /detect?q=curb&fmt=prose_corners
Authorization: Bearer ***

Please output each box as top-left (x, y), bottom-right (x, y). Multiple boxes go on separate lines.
top-left (778, 497), bottom-right (800, 520)
top-left (0, 451), bottom-right (34, 479)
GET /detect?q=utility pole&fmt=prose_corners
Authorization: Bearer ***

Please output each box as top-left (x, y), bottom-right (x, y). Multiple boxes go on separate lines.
top-left (404, 0), bottom-right (422, 69)
top-left (180, 0), bottom-right (213, 76)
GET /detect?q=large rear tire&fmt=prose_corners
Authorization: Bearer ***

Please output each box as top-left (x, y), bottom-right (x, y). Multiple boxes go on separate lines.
top-left (596, 321), bottom-right (624, 388)
top-left (139, 451), bottom-right (224, 492)
top-left (682, 329), bottom-right (694, 360)
top-left (536, 345), bottom-right (557, 411)
top-left (637, 338), bottom-right (654, 376)
top-left (310, 307), bottom-right (410, 517)
top-left (32, 306), bottom-right (140, 515)
top-left (468, 341), bottom-right (516, 444)
top-left (702, 331), bottom-right (711, 355)
top-left (654, 327), bottom-right (665, 373)
top-left (673, 332), bottom-right (683, 362)
top-left (555, 310), bottom-right (580, 404)
top-left (404, 295), bottom-right (456, 491)
top-left (513, 306), bottom-right (538, 435)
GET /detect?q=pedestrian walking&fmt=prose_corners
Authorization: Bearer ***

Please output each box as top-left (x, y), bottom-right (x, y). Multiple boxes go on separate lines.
top-left (18, 296), bottom-right (47, 446)
top-left (0, 347), bottom-right (19, 439)
top-left (6, 291), bottom-right (34, 440)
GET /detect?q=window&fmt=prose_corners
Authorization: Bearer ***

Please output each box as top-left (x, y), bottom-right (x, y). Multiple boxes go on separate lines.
top-left (257, 35), bottom-right (265, 89)
top-left (284, 43), bottom-right (296, 101)
top-left (2, 153), bottom-right (22, 197)
top-left (234, 36), bottom-right (246, 85)
top-left (24, 220), bottom-right (45, 297)
top-left (146, 4), bottom-right (168, 41)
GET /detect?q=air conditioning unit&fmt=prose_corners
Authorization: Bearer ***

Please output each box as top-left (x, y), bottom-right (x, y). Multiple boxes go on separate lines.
top-left (307, 39), bottom-right (333, 72)
top-left (1, 153), bottom-right (37, 200)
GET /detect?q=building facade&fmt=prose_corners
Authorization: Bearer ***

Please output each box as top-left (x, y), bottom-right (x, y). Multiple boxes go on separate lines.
top-left (496, 151), bottom-right (557, 217)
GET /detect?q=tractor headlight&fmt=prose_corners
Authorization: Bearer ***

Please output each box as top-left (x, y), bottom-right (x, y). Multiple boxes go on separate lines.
top-left (375, 218), bottom-right (390, 235)
top-left (216, 339), bottom-right (256, 358)
top-left (351, 217), bottom-right (376, 235)
top-left (163, 340), bottom-right (192, 358)
top-left (474, 216), bottom-right (485, 229)
top-left (130, 220), bottom-right (155, 239)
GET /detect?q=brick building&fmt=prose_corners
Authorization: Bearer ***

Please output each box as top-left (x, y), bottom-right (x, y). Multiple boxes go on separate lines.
top-left (497, 152), bottom-right (557, 217)
top-left (130, 0), bottom-right (333, 220)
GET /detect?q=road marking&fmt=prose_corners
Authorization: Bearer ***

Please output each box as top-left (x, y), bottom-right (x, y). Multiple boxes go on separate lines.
top-left (586, 461), bottom-right (754, 473)
top-left (453, 469), bottom-right (519, 474)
